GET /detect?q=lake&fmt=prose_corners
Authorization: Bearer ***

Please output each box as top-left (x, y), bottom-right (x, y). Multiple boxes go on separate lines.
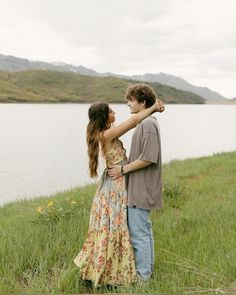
top-left (1, 103), bottom-right (236, 206)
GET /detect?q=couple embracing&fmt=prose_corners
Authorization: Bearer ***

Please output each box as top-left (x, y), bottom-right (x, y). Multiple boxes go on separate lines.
top-left (74, 84), bottom-right (164, 288)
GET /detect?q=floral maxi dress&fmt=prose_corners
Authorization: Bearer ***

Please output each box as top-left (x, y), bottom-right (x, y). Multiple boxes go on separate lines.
top-left (73, 138), bottom-right (137, 287)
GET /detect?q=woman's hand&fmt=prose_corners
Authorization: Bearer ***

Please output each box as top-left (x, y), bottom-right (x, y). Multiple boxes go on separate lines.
top-left (155, 99), bottom-right (165, 113)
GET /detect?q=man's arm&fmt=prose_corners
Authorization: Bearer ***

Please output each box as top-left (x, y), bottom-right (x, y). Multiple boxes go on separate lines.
top-left (108, 159), bottom-right (152, 179)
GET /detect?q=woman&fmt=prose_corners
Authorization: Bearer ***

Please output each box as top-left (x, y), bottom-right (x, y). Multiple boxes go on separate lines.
top-left (73, 100), bottom-right (163, 288)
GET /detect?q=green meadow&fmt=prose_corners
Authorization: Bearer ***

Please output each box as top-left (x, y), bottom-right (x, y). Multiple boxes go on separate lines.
top-left (0, 151), bottom-right (236, 295)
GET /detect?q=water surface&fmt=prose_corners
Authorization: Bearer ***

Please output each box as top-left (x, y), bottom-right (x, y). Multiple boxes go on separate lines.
top-left (1, 103), bottom-right (236, 205)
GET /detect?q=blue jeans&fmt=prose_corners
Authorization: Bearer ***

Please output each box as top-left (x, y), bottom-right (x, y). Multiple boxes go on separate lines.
top-left (127, 206), bottom-right (154, 281)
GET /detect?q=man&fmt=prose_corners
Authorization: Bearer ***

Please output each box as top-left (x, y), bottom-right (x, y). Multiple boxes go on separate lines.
top-left (108, 84), bottom-right (164, 282)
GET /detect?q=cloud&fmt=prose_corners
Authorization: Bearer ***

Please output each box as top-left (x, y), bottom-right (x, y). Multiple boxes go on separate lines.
top-left (0, 0), bottom-right (235, 97)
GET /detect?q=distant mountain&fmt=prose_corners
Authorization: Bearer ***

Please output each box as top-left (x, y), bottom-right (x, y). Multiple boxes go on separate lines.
top-left (0, 53), bottom-right (225, 100)
top-left (126, 73), bottom-right (225, 100)
top-left (0, 53), bottom-right (98, 76)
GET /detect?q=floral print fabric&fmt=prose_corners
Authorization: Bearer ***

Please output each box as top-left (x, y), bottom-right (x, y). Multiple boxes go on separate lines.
top-left (74, 138), bottom-right (137, 287)
top-left (105, 138), bottom-right (127, 167)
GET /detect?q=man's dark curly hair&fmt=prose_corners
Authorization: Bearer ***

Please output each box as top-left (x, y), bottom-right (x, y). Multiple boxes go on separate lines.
top-left (125, 84), bottom-right (156, 108)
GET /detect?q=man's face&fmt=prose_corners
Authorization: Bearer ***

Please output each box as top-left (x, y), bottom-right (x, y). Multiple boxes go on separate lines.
top-left (127, 97), bottom-right (145, 114)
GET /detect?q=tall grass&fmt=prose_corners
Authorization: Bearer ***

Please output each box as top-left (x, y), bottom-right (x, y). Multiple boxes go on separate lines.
top-left (0, 152), bottom-right (236, 294)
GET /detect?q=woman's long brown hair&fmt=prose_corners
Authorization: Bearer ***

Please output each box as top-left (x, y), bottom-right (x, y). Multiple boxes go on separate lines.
top-left (86, 103), bottom-right (110, 178)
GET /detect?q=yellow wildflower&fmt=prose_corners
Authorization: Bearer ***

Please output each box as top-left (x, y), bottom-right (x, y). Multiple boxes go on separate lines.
top-left (36, 207), bottom-right (43, 213)
top-left (47, 200), bottom-right (54, 207)
top-left (71, 200), bottom-right (77, 205)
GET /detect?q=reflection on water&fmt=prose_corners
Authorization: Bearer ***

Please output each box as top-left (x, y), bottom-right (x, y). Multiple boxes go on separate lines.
top-left (0, 103), bottom-right (236, 205)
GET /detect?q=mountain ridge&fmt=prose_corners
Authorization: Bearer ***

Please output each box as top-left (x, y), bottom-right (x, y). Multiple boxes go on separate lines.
top-left (126, 72), bottom-right (225, 100)
top-left (0, 53), bottom-right (225, 100)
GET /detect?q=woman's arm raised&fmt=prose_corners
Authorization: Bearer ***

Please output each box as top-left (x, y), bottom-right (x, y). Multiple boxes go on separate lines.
top-left (103, 100), bottom-right (164, 142)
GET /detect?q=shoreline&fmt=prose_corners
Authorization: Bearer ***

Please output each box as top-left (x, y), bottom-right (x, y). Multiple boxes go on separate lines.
top-left (1, 151), bottom-right (236, 208)
top-left (205, 99), bottom-right (236, 105)
top-left (0, 98), bottom-right (236, 105)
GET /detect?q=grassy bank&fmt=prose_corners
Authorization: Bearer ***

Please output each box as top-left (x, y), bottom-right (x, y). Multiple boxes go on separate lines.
top-left (0, 152), bottom-right (236, 294)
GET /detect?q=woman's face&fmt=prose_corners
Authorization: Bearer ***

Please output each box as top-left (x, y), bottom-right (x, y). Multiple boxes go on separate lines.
top-left (108, 107), bottom-right (115, 124)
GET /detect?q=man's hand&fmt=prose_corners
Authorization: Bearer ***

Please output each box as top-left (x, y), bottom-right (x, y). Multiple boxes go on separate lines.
top-left (108, 165), bottom-right (122, 179)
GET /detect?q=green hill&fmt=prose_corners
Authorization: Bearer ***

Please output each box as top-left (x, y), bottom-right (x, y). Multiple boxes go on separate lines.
top-left (0, 70), bottom-right (205, 104)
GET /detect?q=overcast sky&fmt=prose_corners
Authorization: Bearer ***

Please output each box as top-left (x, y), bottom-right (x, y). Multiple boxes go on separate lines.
top-left (0, 0), bottom-right (235, 98)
